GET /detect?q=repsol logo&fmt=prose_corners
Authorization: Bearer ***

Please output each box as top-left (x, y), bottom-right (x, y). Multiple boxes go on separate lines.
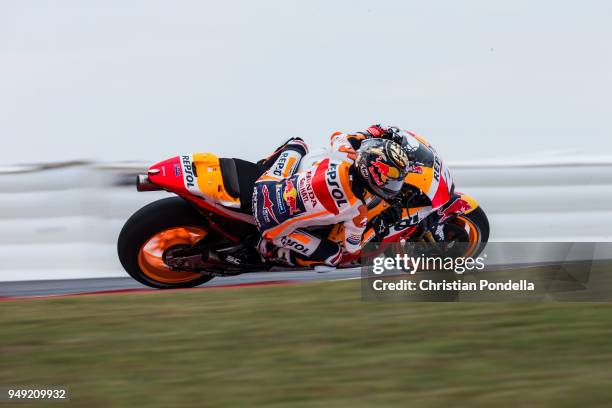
top-left (182, 155), bottom-right (196, 188)
top-left (433, 156), bottom-right (441, 182)
top-left (326, 162), bottom-right (348, 208)
top-left (273, 152), bottom-right (290, 177)
top-left (280, 237), bottom-right (309, 254)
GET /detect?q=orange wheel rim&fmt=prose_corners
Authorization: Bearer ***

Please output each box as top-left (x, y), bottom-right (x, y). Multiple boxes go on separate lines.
top-left (453, 216), bottom-right (481, 257)
top-left (138, 226), bottom-right (208, 283)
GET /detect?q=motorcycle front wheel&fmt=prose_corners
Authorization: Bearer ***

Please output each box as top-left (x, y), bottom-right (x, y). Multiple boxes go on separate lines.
top-left (444, 206), bottom-right (490, 258)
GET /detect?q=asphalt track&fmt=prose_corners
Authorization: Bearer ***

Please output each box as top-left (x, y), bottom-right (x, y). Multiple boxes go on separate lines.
top-left (1, 261), bottom-right (591, 300)
top-left (0, 268), bottom-right (363, 300)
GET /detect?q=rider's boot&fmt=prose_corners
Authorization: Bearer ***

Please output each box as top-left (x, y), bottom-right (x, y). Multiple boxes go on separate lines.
top-left (257, 238), bottom-right (296, 267)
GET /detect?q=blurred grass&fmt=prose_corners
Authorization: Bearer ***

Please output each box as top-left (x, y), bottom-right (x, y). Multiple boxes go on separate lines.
top-left (2, 280), bottom-right (612, 407)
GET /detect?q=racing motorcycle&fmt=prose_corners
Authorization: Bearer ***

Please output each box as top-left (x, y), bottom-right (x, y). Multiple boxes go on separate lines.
top-left (118, 150), bottom-right (490, 289)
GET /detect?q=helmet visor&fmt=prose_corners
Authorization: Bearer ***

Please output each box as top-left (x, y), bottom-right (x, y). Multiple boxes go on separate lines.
top-left (375, 176), bottom-right (405, 199)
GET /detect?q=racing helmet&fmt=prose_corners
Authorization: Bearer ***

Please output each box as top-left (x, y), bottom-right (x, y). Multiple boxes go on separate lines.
top-left (355, 138), bottom-right (410, 200)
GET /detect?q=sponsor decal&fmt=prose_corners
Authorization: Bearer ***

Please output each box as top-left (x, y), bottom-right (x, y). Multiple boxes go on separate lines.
top-left (252, 189), bottom-right (262, 229)
top-left (326, 162), bottom-right (348, 209)
top-left (280, 236), bottom-right (310, 254)
top-left (369, 157), bottom-right (400, 187)
top-left (394, 218), bottom-right (416, 231)
top-left (312, 159), bottom-right (346, 215)
top-left (181, 155), bottom-right (196, 188)
top-left (174, 164), bottom-right (181, 177)
top-left (283, 179), bottom-right (300, 215)
top-left (359, 162), bottom-right (370, 180)
top-left (261, 211), bottom-right (270, 223)
top-left (370, 158), bottom-right (390, 186)
top-left (347, 233), bottom-right (361, 246)
top-left (437, 196), bottom-right (473, 224)
top-left (261, 185), bottom-right (279, 224)
top-left (276, 185), bottom-right (286, 213)
top-left (299, 171), bottom-right (318, 207)
top-left (224, 255), bottom-right (242, 265)
top-left (433, 155), bottom-right (441, 182)
top-left (408, 165), bottom-right (424, 174)
top-left (272, 152), bottom-right (290, 177)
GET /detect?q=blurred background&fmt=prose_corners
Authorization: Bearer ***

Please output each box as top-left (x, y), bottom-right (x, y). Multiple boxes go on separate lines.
top-left (1, 0), bottom-right (611, 281)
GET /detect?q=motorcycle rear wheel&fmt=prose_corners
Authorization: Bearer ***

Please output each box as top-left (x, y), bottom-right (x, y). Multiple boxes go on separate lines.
top-left (117, 197), bottom-right (215, 289)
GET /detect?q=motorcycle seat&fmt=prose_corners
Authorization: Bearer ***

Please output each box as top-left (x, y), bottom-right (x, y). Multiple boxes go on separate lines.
top-left (219, 158), bottom-right (266, 212)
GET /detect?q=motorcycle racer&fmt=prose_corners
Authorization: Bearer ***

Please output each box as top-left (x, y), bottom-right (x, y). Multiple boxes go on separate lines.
top-left (120, 124), bottom-right (489, 289)
top-left (341, 125), bottom-right (456, 242)
top-left (252, 134), bottom-right (410, 267)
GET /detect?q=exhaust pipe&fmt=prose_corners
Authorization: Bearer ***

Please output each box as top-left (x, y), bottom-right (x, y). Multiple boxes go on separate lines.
top-left (136, 174), bottom-right (163, 192)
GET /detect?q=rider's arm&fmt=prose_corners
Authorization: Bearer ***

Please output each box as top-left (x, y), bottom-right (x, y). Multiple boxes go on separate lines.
top-left (329, 131), bottom-right (360, 161)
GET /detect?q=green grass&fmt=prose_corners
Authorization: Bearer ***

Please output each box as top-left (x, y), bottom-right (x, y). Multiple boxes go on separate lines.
top-left (2, 280), bottom-right (612, 407)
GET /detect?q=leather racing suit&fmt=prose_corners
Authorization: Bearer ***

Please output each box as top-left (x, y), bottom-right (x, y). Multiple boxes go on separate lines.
top-left (252, 134), bottom-right (368, 267)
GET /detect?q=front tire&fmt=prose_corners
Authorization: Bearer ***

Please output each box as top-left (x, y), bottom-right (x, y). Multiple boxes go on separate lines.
top-left (445, 206), bottom-right (490, 258)
top-left (117, 197), bottom-right (215, 289)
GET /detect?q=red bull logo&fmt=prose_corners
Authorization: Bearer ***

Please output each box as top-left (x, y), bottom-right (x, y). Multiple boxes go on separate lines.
top-left (369, 158), bottom-right (388, 186)
top-left (369, 158), bottom-right (400, 186)
top-left (408, 165), bottom-right (424, 174)
top-left (438, 197), bottom-right (473, 224)
top-left (372, 158), bottom-right (390, 176)
top-left (283, 180), bottom-right (299, 215)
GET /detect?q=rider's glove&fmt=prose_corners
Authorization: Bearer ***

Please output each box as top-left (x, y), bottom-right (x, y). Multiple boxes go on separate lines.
top-left (365, 124), bottom-right (404, 146)
top-left (371, 200), bottom-right (404, 240)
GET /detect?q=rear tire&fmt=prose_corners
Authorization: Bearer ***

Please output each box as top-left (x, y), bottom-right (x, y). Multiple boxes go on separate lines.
top-left (117, 197), bottom-right (215, 289)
